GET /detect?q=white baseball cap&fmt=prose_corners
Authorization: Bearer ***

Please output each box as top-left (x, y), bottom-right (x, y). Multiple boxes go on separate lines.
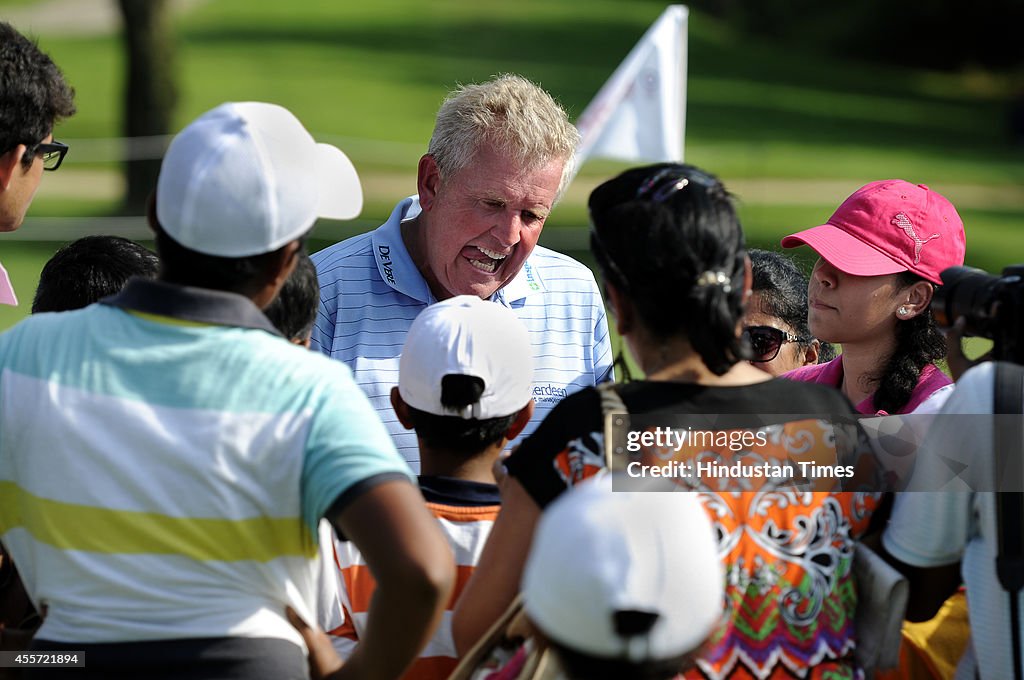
top-left (523, 476), bottom-right (724, 662)
top-left (156, 101), bottom-right (362, 257)
top-left (399, 295), bottom-right (534, 420)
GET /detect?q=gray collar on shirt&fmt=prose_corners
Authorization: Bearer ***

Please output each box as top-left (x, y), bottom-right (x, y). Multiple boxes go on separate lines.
top-left (101, 278), bottom-right (283, 336)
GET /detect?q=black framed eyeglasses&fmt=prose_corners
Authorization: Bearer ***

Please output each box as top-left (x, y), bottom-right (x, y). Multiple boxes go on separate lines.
top-left (31, 140), bottom-right (69, 171)
top-left (742, 325), bottom-right (810, 362)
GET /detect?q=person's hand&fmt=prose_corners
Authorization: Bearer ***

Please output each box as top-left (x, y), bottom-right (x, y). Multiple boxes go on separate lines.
top-left (286, 607), bottom-right (343, 680)
top-left (944, 317), bottom-right (992, 381)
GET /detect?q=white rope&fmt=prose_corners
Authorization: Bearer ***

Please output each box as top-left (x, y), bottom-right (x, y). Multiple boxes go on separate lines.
top-left (59, 134), bottom-right (424, 164)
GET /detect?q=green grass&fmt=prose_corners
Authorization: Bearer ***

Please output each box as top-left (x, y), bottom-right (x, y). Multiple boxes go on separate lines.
top-left (17, 198), bottom-right (123, 218)
top-left (0, 242), bottom-right (65, 328)
top-left (739, 202), bottom-right (1024, 276)
top-left (27, 0), bottom-right (1023, 182)
top-left (2, 0), bottom-right (1022, 333)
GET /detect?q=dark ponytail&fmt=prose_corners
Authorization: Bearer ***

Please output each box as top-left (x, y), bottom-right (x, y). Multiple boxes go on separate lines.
top-left (871, 272), bottom-right (946, 413)
top-left (407, 374), bottom-right (518, 456)
top-left (588, 163), bottom-right (747, 376)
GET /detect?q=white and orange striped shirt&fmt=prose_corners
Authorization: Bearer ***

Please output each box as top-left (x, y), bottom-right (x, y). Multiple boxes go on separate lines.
top-left (319, 476), bottom-right (501, 680)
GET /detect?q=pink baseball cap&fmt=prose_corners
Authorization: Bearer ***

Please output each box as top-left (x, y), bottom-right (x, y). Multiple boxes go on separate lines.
top-left (781, 180), bottom-right (965, 285)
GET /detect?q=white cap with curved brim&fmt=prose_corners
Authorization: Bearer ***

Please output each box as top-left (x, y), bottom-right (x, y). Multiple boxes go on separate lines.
top-left (399, 295), bottom-right (534, 420)
top-left (523, 475), bottom-right (725, 662)
top-left (157, 101), bottom-right (362, 257)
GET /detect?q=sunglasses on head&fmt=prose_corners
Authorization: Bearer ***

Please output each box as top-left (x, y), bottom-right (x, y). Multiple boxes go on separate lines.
top-left (633, 166), bottom-right (719, 204)
top-left (742, 325), bottom-right (810, 362)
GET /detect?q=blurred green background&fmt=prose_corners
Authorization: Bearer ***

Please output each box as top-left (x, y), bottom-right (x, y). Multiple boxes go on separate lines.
top-left (2, 0), bottom-right (1023, 332)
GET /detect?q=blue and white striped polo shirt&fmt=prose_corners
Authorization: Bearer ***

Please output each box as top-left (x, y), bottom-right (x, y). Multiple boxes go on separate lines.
top-left (0, 280), bottom-right (413, 647)
top-left (312, 196), bottom-right (614, 471)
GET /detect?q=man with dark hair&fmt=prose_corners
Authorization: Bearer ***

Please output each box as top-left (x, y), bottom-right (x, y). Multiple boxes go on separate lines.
top-left (263, 251), bottom-right (319, 346)
top-left (0, 27), bottom-right (75, 651)
top-left (31, 235), bottom-right (160, 313)
top-left (320, 295), bottom-right (534, 679)
top-left (0, 21), bottom-right (76, 306)
top-left (0, 102), bottom-right (453, 679)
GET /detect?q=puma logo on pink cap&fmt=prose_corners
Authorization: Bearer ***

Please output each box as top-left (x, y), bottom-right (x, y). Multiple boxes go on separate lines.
top-left (891, 212), bottom-right (940, 265)
top-left (780, 179), bottom-right (966, 285)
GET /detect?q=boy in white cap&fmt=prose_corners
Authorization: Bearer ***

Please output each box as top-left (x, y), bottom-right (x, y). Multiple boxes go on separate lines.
top-left (0, 102), bottom-right (453, 679)
top-left (320, 295), bottom-right (535, 680)
top-left (521, 475), bottom-right (725, 679)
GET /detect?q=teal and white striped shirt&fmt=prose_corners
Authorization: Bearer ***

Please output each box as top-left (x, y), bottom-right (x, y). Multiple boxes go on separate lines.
top-left (0, 281), bottom-right (412, 646)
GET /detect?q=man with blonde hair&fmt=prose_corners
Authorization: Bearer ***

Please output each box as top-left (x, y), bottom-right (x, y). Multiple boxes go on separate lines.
top-left (312, 74), bottom-right (613, 471)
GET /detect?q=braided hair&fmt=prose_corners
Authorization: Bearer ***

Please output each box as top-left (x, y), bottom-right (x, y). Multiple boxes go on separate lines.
top-left (871, 272), bottom-right (946, 413)
top-left (588, 163), bottom-right (747, 376)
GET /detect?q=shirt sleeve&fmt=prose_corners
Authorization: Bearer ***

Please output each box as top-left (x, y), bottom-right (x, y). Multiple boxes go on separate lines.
top-left (883, 491), bottom-right (972, 567)
top-left (301, 365), bottom-right (415, 534)
top-left (504, 387), bottom-right (604, 509)
top-left (882, 364), bottom-right (995, 566)
top-left (591, 296), bottom-right (614, 385)
top-left (309, 249), bottom-right (337, 356)
top-left (309, 302), bottom-right (334, 356)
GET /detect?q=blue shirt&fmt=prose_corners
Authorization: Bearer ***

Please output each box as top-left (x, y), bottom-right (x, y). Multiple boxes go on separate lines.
top-left (311, 196), bottom-right (614, 471)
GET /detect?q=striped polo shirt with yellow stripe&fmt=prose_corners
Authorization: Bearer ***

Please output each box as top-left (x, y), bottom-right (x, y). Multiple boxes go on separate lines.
top-left (0, 281), bottom-right (413, 649)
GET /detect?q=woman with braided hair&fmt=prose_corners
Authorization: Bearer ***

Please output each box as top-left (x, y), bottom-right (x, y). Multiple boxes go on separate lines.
top-left (780, 181), bottom-right (969, 680)
top-left (781, 180), bottom-right (966, 415)
top-left (451, 163), bottom-right (883, 679)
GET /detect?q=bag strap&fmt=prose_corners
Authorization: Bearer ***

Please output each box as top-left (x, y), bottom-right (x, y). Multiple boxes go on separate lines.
top-left (993, 361), bottom-right (1024, 680)
top-left (445, 595), bottom-right (525, 680)
top-left (596, 382), bottom-right (628, 470)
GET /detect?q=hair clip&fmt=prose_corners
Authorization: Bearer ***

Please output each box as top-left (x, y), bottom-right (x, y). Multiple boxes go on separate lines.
top-left (635, 169), bottom-right (691, 203)
top-left (694, 270), bottom-right (732, 293)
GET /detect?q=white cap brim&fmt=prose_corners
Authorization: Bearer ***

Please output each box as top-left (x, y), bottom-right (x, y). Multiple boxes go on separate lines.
top-left (315, 143), bottom-right (362, 220)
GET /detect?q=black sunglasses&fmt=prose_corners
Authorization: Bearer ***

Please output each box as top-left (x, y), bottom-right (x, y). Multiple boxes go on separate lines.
top-left (31, 140), bottom-right (69, 171)
top-left (742, 325), bottom-right (810, 362)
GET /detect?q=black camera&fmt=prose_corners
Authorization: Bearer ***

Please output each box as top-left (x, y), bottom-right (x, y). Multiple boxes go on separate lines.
top-left (934, 265), bottom-right (1024, 364)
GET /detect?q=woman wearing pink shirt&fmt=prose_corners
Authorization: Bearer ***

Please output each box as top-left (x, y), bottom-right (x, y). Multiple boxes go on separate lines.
top-left (781, 180), bottom-right (966, 415)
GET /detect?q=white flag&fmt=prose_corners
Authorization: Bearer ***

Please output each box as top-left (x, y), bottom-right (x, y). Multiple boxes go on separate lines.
top-left (573, 5), bottom-right (688, 168)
